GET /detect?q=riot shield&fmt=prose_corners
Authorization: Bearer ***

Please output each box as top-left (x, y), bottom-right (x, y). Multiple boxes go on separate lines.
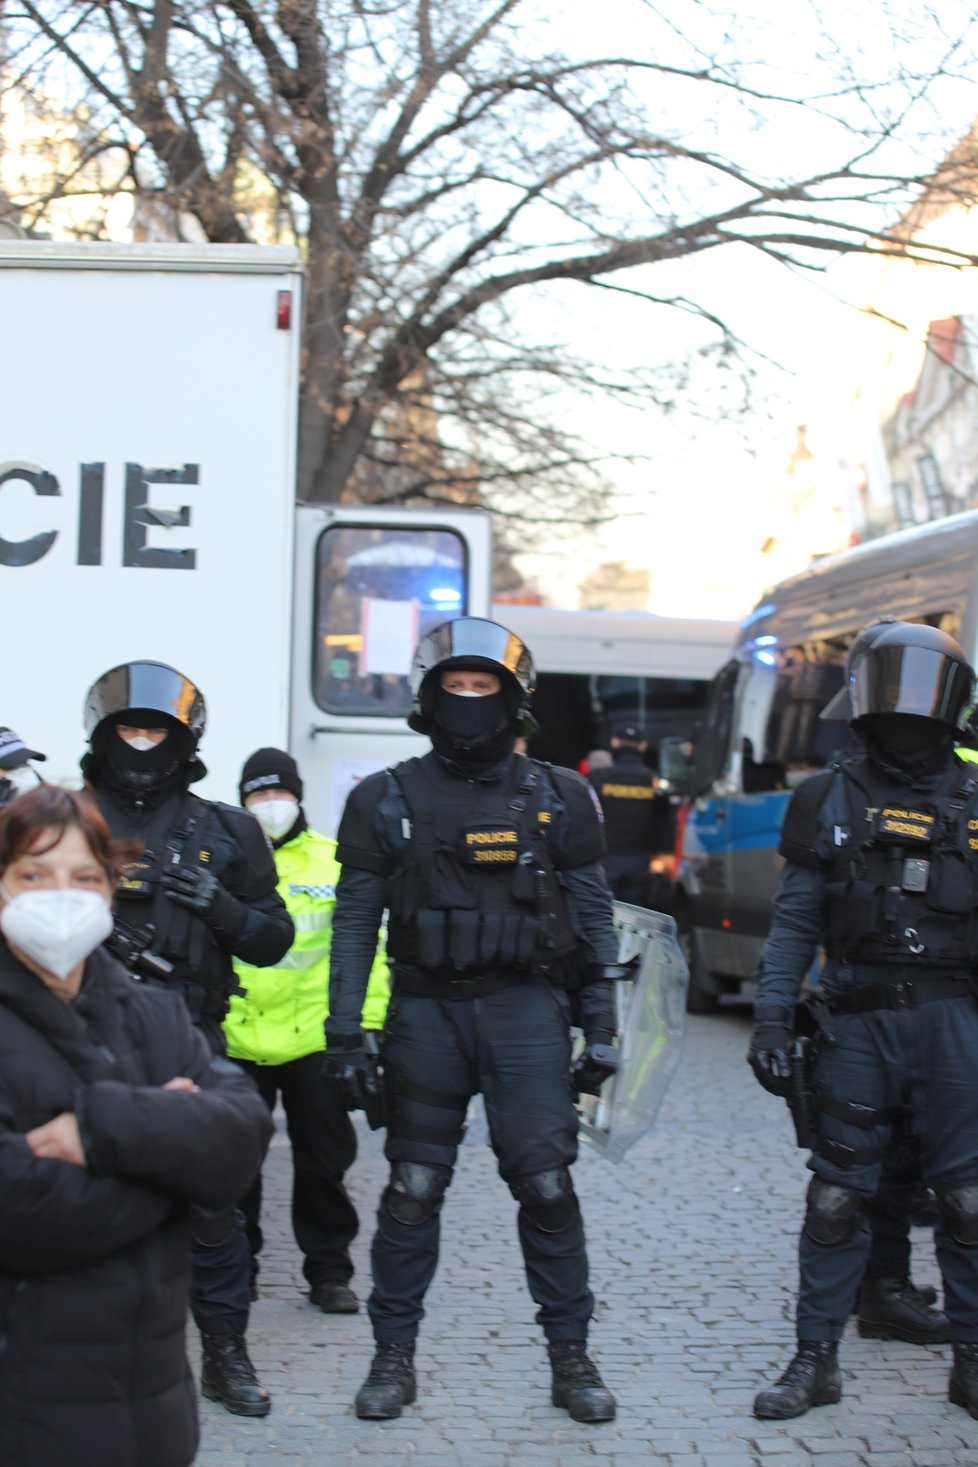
top-left (577, 902), bottom-right (689, 1163)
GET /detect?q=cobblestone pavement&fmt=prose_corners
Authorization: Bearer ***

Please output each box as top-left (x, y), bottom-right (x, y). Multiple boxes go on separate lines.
top-left (191, 1006), bottom-right (978, 1466)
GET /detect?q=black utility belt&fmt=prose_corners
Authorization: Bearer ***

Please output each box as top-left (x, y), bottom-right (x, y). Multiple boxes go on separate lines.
top-left (393, 969), bottom-right (532, 1001)
top-left (827, 974), bottom-right (974, 1014)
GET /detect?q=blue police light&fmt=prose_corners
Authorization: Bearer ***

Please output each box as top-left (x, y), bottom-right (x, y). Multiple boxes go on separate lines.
top-left (754, 634), bottom-right (778, 647)
top-left (429, 586), bottom-right (462, 605)
top-left (754, 650), bottom-right (777, 667)
top-left (741, 602), bottom-right (776, 630)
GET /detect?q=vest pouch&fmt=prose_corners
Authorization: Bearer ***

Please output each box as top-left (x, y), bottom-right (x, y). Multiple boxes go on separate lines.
top-left (515, 914), bottom-right (540, 967)
top-left (447, 909), bottom-right (480, 970)
top-left (827, 877), bottom-right (885, 955)
top-left (496, 912), bottom-right (523, 967)
top-left (416, 909), bottom-right (448, 969)
top-left (478, 911), bottom-right (504, 966)
top-left (927, 851), bottom-right (973, 915)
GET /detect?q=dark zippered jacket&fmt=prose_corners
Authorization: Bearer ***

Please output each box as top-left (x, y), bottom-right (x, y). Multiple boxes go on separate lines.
top-left (0, 943), bottom-right (272, 1467)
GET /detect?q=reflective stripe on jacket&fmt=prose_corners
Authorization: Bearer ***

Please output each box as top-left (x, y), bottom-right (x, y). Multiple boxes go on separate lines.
top-left (226, 827), bottom-right (389, 1065)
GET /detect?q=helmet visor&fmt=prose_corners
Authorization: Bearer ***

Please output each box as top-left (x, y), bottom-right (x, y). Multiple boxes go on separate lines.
top-left (411, 618), bottom-right (534, 697)
top-left (852, 644), bottom-right (974, 726)
top-left (819, 684), bottom-right (852, 721)
top-left (84, 662), bottom-right (206, 737)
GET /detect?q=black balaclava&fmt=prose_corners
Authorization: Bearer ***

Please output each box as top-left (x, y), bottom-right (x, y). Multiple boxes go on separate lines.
top-left (93, 712), bottom-right (193, 799)
top-left (861, 712), bottom-right (954, 783)
top-left (429, 684), bottom-right (517, 775)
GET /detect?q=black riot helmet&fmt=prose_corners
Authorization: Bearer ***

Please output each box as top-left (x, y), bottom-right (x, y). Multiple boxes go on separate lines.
top-left (820, 617), bottom-right (897, 721)
top-left (408, 617), bottom-right (536, 735)
top-left (849, 623), bottom-right (974, 729)
top-left (83, 661), bottom-right (207, 746)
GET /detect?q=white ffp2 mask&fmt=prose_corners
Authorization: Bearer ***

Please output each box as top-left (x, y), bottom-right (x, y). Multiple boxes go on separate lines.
top-left (0, 886), bottom-right (114, 981)
top-left (251, 799), bottom-right (298, 842)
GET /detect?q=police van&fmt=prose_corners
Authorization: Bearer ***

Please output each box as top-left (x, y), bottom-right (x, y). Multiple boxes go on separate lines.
top-left (667, 509), bottom-right (978, 1013)
top-left (0, 240), bottom-right (491, 832)
top-left (491, 605), bottom-right (735, 771)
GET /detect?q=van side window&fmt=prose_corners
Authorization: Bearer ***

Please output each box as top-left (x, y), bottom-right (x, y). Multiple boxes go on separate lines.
top-left (313, 525), bottom-right (467, 716)
top-left (761, 657), bottom-right (846, 787)
top-left (691, 661), bottom-right (739, 795)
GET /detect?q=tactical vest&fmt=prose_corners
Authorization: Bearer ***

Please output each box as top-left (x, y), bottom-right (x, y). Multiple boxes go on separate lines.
top-left (387, 754), bottom-right (579, 976)
top-left (824, 758), bottom-right (978, 968)
top-left (592, 760), bottom-right (656, 855)
top-left (111, 793), bottom-right (235, 1017)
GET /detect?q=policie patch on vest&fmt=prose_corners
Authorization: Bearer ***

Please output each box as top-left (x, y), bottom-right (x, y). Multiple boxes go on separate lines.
top-left (460, 822), bottom-right (520, 866)
top-left (602, 782), bottom-right (654, 800)
top-left (118, 860), bottom-right (154, 897)
top-left (874, 807), bottom-right (935, 843)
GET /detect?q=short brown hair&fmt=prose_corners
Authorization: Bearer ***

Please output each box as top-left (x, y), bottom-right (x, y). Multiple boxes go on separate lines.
top-left (0, 785), bottom-right (138, 884)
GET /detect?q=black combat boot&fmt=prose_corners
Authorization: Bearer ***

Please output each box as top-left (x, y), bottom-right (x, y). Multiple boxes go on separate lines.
top-left (200, 1332), bottom-right (271, 1417)
top-left (949, 1342), bottom-right (978, 1420)
top-left (857, 1275), bottom-right (950, 1344)
top-left (354, 1342), bottom-right (417, 1419)
top-left (548, 1341), bottom-right (617, 1422)
top-left (753, 1342), bottom-right (841, 1420)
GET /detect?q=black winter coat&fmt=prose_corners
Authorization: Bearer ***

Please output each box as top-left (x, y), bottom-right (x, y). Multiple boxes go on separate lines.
top-left (0, 943), bottom-right (273, 1467)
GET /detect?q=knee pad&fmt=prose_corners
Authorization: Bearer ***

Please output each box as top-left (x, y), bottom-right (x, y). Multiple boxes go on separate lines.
top-left (803, 1178), bottom-right (863, 1246)
top-left (940, 1181), bottom-right (978, 1246)
top-left (509, 1167), bottom-right (580, 1234)
top-left (382, 1162), bottom-right (451, 1226)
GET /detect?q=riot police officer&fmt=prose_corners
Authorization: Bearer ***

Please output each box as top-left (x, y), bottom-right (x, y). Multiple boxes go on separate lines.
top-left (819, 621), bottom-right (948, 1347)
top-left (748, 622), bottom-right (978, 1421)
top-left (588, 725), bottom-right (674, 906)
top-left (324, 617), bottom-right (622, 1424)
top-left (81, 661), bottom-right (294, 1418)
top-left (0, 726), bottom-right (45, 808)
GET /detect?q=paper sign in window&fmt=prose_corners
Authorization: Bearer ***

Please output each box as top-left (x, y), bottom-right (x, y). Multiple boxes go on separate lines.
top-left (361, 597), bottom-right (419, 675)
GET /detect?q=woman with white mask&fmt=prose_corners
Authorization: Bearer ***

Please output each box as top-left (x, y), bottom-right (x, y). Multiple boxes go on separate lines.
top-left (0, 784), bottom-right (273, 1467)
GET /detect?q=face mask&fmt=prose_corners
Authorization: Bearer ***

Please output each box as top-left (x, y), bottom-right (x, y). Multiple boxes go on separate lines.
top-left (0, 764), bottom-right (42, 809)
top-left (251, 799), bottom-right (298, 842)
top-left (0, 885), bottom-right (114, 981)
top-left (120, 735), bottom-right (161, 753)
top-left (871, 712), bottom-right (946, 755)
top-left (432, 689), bottom-right (508, 744)
top-left (107, 730), bottom-right (181, 790)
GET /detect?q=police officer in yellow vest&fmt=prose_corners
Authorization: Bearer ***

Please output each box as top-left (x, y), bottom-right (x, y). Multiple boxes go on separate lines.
top-left (226, 748), bottom-right (389, 1314)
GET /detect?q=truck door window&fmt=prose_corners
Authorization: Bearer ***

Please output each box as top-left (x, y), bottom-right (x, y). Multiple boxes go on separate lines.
top-left (313, 525), bottom-right (467, 716)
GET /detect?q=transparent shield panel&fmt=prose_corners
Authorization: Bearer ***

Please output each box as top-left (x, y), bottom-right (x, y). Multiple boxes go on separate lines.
top-left (313, 525), bottom-right (468, 716)
top-left (577, 904), bottom-right (689, 1164)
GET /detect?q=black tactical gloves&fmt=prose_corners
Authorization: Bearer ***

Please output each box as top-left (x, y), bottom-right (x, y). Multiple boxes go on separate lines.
top-left (572, 1042), bottom-right (620, 1098)
top-left (747, 1022), bottom-right (794, 1097)
top-left (161, 867), bottom-right (243, 933)
top-left (323, 1031), bottom-right (386, 1129)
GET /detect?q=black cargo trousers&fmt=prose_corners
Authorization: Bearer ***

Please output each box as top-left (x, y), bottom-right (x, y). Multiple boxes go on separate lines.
top-left (797, 990), bottom-right (978, 1343)
top-left (367, 975), bottom-right (594, 1345)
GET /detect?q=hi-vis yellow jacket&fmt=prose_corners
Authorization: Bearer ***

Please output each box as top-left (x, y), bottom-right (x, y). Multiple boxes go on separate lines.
top-left (226, 827), bottom-right (389, 1066)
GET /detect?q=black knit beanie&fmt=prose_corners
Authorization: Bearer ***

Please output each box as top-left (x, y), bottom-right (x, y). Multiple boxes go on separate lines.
top-left (239, 747), bottom-right (304, 804)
